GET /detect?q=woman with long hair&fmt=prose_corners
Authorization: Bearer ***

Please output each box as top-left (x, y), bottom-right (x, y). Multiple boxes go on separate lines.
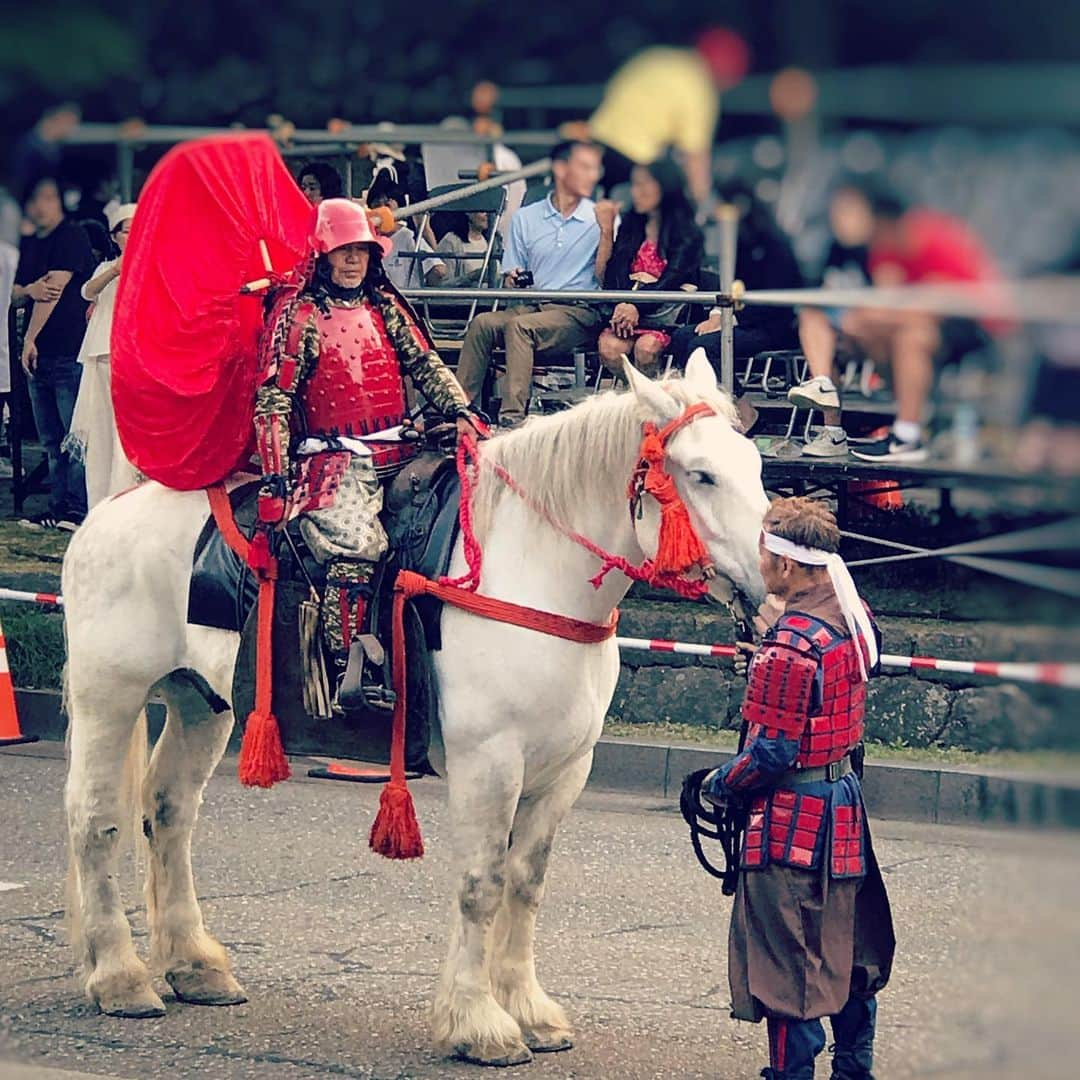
top-left (434, 210), bottom-right (502, 287)
top-left (597, 157), bottom-right (703, 374)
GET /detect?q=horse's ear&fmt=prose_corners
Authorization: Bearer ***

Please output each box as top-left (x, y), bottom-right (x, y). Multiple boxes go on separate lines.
top-left (684, 348), bottom-right (718, 396)
top-left (622, 355), bottom-right (679, 422)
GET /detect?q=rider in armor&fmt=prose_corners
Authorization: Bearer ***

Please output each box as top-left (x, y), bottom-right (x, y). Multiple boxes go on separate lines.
top-left (253, 198), bottom-right (481, 709)
top-left (700, 496), bottom-right (895, 1080)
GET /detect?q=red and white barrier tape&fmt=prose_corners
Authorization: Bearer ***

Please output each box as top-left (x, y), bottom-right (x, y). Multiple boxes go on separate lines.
top-left (0, 587), bottom-right (63, 607)
top-left (615, 637), bottom-right (1080, 690)
top-left (0, 589), bottom-right (1074, 689)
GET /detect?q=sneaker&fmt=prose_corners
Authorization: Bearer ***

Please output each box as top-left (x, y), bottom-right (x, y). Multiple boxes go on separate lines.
top-left (803, 428), bottom-right (849, 457)
top-left (18, 512), bottom-right (63, 531)
top-left (56, 517), bottom-right (83, 533)
top-left (851, 432), bottom-right (928, 463)
top-left (788, 375), bottom-right (840, 411)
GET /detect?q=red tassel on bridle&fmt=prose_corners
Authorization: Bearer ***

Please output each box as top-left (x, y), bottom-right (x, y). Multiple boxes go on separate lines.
top-left (633, 423), bottom-right (712, 578)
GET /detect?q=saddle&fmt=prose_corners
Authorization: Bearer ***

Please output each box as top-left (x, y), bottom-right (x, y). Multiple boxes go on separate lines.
top-left (188, 451), bottom-right (461, 773)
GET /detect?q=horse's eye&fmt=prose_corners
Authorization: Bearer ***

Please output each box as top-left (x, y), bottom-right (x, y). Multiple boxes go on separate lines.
top-left (690, 470), bottom-right (717, 487)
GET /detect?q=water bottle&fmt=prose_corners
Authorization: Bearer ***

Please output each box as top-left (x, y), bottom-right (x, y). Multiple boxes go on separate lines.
top-left (952, 402), bottom-right (979, 466)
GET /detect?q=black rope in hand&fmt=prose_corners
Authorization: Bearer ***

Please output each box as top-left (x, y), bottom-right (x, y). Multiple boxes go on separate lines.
top-left (680, 768), bottom-right (747, 896)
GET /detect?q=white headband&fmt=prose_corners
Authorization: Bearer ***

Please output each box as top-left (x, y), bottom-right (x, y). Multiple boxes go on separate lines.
top-left (762, 530), bottom-right (878, 680)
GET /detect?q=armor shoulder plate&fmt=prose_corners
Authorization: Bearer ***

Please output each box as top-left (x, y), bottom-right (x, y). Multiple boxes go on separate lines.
top-left (742, 639), bottom-right (819, 736)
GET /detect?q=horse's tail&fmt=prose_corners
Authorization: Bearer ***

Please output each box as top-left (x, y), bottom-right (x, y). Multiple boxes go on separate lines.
top-left (64, 691), bottom-right (149, 967)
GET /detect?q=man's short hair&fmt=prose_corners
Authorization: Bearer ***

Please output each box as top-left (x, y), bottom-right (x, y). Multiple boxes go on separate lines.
top-left (762, 496), bottom-right (841, 556)
top-left (22, 175), bottom-right (61, 210)
top-left (551, 139), bottom-right (600, 164)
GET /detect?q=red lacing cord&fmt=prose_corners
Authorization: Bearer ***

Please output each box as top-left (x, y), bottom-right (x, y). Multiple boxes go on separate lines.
top-left (440, 434), bottom-right (709, 600)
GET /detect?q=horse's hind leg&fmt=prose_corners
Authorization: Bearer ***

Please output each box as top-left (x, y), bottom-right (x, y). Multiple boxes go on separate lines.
top-left (66, 682), bottom-right (163, 1018)
top-left (142, 672), bottom-right (245, 1006)
top-left (491, 752), bottom-right (592, 1053)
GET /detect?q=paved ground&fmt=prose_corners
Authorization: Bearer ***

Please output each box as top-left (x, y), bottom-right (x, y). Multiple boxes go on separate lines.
top-left (1, 743), bottom-right (1078, 1080)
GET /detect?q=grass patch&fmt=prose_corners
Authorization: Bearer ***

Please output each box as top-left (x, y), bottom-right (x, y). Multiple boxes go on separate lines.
top-left (0, 603), bottom-right (65, 690)
top-left (0, 520), bottom-right (69, 578)
top-left (602, 719), bottom-right (1080, 776)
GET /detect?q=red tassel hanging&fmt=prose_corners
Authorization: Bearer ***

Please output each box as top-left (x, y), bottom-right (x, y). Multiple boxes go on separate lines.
top-left (369, 574), bottom-right (425, 859)
top-left (369, 778), bottom-right (424, 859)
top-left (636, 427), bottom-right (711, 577)
top-left (238, 574), bottom-right (291, 787)
top-left (653, 498), bottom-right (710, 575)
top-left (238, 708), bottom-right (291, 787)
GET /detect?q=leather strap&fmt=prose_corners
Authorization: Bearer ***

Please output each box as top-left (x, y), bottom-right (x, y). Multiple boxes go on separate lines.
top-left (776, 755), bottom-right (852, 787)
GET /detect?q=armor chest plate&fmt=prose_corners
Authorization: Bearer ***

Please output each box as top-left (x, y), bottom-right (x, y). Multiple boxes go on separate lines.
top-left (302, 302), bottom-right (407, 440)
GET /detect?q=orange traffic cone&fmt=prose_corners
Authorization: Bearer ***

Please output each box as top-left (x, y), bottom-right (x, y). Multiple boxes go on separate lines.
top-left (0, 615), bottom-right (38, 747)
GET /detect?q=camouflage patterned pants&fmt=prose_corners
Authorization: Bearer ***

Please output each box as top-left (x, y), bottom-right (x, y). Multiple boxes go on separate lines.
top-left (298, 453), bottom-right (388, 655)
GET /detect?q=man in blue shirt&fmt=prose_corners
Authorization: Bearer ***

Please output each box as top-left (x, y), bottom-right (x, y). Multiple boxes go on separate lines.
top-left (456, 140), bottom-right (616, 426)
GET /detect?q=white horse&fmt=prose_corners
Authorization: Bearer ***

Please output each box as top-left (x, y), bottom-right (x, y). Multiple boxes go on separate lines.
top-left (61, 355), bottom-right (767, 1066)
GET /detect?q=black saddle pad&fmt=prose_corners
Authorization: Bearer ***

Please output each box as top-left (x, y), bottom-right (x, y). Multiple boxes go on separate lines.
top-left (231, 574), bottom-right (438, 774)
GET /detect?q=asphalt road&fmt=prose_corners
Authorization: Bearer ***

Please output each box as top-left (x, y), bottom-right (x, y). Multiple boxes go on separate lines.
top-left (1, 743), bottom-right (1078, 1080)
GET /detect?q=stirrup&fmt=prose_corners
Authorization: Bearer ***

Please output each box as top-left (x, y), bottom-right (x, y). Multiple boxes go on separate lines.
top-left (333, 639), bottom-right (396, 714)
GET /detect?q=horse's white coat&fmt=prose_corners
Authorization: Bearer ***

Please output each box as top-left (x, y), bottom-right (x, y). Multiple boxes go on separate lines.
top-left (61, 355), bottom-right (767, 1059)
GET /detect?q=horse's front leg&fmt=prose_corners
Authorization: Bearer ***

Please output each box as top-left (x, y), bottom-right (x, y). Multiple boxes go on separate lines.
top-left (491, 752), bottom-right (592, 1053)
top-left (432, 752), bottom-right (531, 1066)
top-left (142, 673), bottom-right (246, 1007)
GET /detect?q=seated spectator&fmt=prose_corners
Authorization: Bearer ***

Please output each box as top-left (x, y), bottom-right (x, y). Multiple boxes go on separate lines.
top-left (11, 177), bottom-right (94, 530)
top-left (297, 161), bottom-right (344, 206)
top-left (434, 210), bottom-right (502, 287)
top-left (455, 140), bottom-right (616, 427)
top-left (597, 157), bottom-right (703, 376)
top-left (370, 186), bottom-right (446, 289)
top-left (64, 202), bottom-right (140, 507)
top-left (790, 189), bottom-right (1003, 462)
top-left (788, 181), bottom-right (874, 457)
top-left (669, 179), bottom-right (802, 432)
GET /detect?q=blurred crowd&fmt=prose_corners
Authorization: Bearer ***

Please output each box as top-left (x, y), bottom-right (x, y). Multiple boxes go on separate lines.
top-left (3, 34), bottom-right (1080, 533)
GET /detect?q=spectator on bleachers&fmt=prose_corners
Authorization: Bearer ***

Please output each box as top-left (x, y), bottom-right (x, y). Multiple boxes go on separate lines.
top-left (64, 202), bottom-right (140, 508)
top-left (297, 161), bottom-right (344, 206)
top-left (10, 177), bottom-right (94, 530)
top-left (788, 181), bottom-right (874, 457)
top-left (433, 210), bottom-right (502, 288)
top-left (788, 190), bottom-right (1002, 462)
top-left (369, 186), bottom-right (447, 289)
top-left (597, 158), bottom-right (702, 375)
top-left (455, 140), bottom-right (614, 428)
top-left (580, 28), bottom-right (749, 212)
top-left (10, 103), bottom-right (81, 205)
top-left (669, 179), bottom-right (802, 432)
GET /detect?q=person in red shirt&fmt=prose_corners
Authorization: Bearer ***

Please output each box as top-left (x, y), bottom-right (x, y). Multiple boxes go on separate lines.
top-left (789, 190), bottom-right (1001, 462)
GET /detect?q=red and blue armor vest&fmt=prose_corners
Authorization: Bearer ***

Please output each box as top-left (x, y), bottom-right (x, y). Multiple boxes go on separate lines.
top-left (742, 613), bottom-right (868, 769)
top-left (710, 610), bottom-right (878, 879)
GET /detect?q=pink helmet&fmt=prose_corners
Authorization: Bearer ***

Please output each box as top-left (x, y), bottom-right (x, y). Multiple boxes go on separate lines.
top-left (310, 197), bottom-right (392, 257)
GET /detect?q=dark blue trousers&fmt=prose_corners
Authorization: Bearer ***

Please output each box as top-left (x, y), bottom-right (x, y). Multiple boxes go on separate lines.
top-left (764, 996), bottom-right (877, 1080)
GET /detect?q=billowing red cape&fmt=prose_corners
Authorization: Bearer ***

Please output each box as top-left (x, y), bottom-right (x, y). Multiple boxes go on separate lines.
top-left (111, 134), bottom-right (314, 489)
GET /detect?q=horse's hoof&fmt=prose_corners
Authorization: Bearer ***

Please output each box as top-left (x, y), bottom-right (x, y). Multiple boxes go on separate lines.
top-left (97, 985), bottom-right (167, 1019)
top-left (524, 1029), bottom-right (574, 1053)
top-left (454, 1042), bottom-right (533, 1068)
top-left (166, 966), bottom-right (248, 1006)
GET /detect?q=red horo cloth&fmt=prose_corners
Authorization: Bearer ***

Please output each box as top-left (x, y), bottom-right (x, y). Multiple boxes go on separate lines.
top-left (111, 134), bottom-right (314, 489)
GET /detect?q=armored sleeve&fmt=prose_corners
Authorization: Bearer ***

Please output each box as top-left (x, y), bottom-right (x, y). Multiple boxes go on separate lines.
top-left (716, 640), bottom-right (818, 794)
top-left (377, 290), bottom-right (470, 420)
top-left (254, 300), bottom-right (318, 521)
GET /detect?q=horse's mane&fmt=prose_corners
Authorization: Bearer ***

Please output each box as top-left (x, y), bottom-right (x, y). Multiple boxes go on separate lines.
top-left (471, 375), bottom-right (738, 537)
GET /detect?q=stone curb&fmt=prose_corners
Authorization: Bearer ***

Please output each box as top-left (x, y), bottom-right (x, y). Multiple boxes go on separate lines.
top-left (10, 690), bottom-right (1080, 830)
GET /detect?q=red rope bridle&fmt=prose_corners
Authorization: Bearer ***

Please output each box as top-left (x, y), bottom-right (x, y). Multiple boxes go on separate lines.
top-left (368, 402), bottom-right (720, 860)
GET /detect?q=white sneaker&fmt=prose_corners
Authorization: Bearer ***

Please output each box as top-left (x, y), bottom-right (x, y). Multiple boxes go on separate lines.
top-left (788, 376), bottom-right (840, 411)
top-left (803, 428), bottom-right (849, 457)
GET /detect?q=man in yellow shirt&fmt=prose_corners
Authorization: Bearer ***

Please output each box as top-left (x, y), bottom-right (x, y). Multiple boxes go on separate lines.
top-left (584, 28), bottom-right (750, 211)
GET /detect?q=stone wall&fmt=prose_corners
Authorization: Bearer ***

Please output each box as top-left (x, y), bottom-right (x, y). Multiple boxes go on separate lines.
top-left (611, 598), bottom-right (1079, 751)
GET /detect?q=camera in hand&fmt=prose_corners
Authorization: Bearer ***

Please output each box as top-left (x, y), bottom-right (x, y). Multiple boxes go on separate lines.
top-left (514, 270), bottom-right (534, 288)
